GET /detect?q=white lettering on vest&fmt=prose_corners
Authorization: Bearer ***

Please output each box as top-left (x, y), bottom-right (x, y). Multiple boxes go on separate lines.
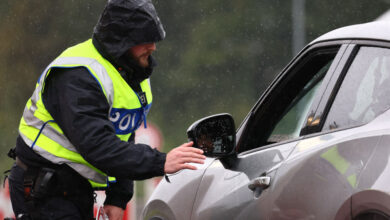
top-left (119, 114), bottom-right (131, 131)
top-left (109, 112), bottom-right (120, 122)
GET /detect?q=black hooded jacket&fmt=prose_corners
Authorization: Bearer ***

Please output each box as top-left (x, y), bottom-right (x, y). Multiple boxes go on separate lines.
top-left (15, 0), bottom-right (166, 210)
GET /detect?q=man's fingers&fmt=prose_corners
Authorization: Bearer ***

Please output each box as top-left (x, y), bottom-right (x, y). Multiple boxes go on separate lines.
top-left (178, 144), bottom-right (204, 154)
top-left (181, 164), bottom-right (197, 170)
top-left (180, 151), bottom-right (206, 159)
top-left (164, 142), bottom-right (207, 173)
top-left (189, 158), bottom-right (205, 164)
top-left (179, 157), bottom-right (205, 164)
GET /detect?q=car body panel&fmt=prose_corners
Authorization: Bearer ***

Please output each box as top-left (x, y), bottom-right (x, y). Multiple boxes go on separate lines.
top-left (269, 132), bottom-right (381, 219)
top-left (142, 158), bottom-right (216, 220)
top-left (191, 141), bottom-right (296, 220)
top-left (350, 114), bottom-right (390, 218)
top-left (310, 21), bottom-right (390, 45)
top-left (267, 110), bottom-right (390, 219)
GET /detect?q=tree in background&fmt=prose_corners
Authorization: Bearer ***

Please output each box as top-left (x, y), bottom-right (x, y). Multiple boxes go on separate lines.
top-left (0, 1), bottom-right (106, 167)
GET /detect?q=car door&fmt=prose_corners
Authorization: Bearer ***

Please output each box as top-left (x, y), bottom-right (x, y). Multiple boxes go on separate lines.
top-left (190, 42), bottom-right (351, 220)
top-left (267, 42), bottom-right (390, 220)
top-left (324, 42), bottom-right (390, 219)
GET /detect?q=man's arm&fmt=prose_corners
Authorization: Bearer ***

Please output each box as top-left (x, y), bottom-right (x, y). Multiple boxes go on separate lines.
top-left (43, 67), bottom-right (205, 176)
top-left (42, 67), bottom-right (166, 179)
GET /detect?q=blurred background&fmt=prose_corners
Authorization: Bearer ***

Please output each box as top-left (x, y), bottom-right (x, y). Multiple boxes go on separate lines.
top-left (0, 0), bottom-right (389, 218)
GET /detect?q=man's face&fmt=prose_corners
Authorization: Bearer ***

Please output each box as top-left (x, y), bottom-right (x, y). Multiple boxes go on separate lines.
top-left (128, 43), bottom-right (156, 68)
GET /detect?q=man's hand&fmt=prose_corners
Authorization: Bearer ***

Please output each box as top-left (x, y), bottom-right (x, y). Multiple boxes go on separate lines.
top-left (164, 142), bottom-right (206, 174)
top-left (103, 205), bottom-right (124, 220)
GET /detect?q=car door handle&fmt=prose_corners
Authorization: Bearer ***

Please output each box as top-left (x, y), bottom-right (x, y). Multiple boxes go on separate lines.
top-left (248, 176), bottom-right (271, 191)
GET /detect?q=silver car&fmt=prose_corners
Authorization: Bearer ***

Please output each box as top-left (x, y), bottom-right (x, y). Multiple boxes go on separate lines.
top-left (142, 21), bottom-right (390, 220)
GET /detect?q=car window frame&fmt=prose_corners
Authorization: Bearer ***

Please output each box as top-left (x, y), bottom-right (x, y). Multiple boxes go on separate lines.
top-left (313, 40), bottom-right (390, 134)
top-left (299, 43), bottom-right (357, 135)
top-left (236, 41), bottom-right (351, 154)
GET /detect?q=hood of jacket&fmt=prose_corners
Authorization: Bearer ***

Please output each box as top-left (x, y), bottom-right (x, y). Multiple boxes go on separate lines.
top-left (92, 0), bottom-right (165, 67)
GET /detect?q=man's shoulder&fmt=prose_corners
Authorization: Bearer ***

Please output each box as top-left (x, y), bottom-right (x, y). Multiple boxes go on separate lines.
top-left (47, 66), bottom-right (100, 90)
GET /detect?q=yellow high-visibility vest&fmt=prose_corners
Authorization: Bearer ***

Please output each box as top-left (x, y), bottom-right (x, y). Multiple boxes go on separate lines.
top-left (19, 39), bottom-right (153, 188)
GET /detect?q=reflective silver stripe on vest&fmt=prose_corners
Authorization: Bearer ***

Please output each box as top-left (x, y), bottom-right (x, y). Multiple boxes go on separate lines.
top-left (49, 57), bottom-right (114, 105)
top-left (22, 108), bottom-right (77, 152)
top-left (20, 112), bottom-right (107, 184)
top-left (19, 134), bottom-right (106, 183)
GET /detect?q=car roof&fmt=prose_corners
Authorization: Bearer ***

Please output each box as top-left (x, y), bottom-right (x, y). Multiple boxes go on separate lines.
top-left (310, 21), bottom-right (390, 45)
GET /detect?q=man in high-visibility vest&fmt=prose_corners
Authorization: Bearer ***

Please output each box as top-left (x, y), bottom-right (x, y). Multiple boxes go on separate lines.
top-left (8, 0), bottom-right (206, 219)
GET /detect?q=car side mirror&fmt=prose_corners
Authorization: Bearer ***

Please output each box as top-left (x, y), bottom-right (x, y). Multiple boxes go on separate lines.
top-left (187, 113), bottom-right (236, 158)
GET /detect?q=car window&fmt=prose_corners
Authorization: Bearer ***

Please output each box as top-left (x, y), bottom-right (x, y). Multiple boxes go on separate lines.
top-left (267, 63), bottom-right (329, 143)
top-left (324, 47), bottom-right (390, 130)
top-left (238, 47), bottom-right (341, 152)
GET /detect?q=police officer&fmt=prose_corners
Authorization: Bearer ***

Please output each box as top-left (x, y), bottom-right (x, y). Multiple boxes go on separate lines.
top-left (8, 0), bottom-right (205, 219)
